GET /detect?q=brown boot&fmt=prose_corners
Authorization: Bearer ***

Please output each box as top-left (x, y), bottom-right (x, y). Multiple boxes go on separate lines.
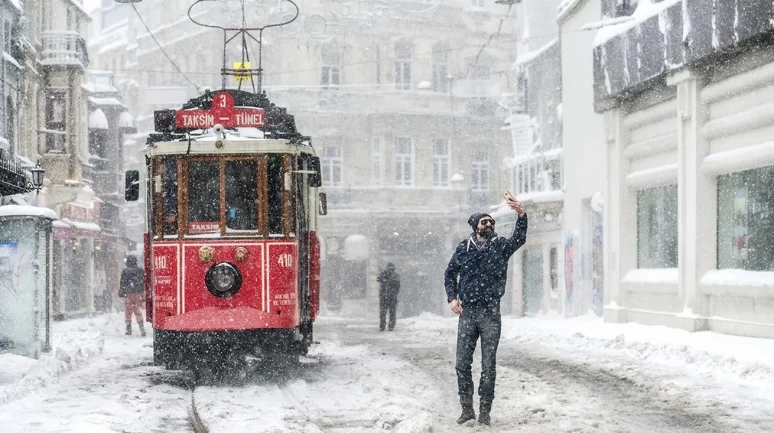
top-left (456, 403), bottom-right (476, 424)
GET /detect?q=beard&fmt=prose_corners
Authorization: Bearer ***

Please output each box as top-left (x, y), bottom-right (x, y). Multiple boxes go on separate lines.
top-left (477, 227), bottom-right (495, 240)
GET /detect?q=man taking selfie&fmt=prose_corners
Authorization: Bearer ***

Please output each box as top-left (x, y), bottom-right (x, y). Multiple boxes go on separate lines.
top-left (444, 197), bottom-right (528, 426)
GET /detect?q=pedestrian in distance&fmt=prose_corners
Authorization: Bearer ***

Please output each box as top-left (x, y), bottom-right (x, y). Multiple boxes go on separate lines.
top-left (119, 255), bottom-right (147, 337)
top-left (444, 197), bottom-right (527, 426)
top-left (376, 262), bottom-right (401, 331)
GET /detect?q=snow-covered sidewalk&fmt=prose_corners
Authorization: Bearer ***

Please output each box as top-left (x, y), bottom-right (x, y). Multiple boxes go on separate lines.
top-left (0, 316), bottom-right (107, 405)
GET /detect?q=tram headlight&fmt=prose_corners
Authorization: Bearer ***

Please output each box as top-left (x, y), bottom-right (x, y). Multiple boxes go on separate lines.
top-left (205, 262), bottom-right (243, 298)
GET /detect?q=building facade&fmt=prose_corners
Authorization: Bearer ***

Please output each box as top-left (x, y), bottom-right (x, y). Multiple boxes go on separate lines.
top-left (558, 0), bottom-right (607, 317)
top-left (594, 0), bottom-right (774, 338)
top-left (91, 0), bottom-right (519, 317)
top-left (497, 0), bottom-right (563, 316)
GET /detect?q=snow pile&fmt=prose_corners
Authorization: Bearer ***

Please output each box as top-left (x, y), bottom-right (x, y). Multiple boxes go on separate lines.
top-left (196, 342), bottom-right (441, 432)
top-left (622, 268), bottom-right (679, 285)
top-left (701, 269), bottom-right (774, 288)
top-left (0, 318), bottom-right (105, 404)
top-left (593, 0), bottom-right (683, 47)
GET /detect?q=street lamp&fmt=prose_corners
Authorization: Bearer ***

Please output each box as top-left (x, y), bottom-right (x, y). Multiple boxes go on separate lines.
top-left (30, 162), bottom-right (45, 191)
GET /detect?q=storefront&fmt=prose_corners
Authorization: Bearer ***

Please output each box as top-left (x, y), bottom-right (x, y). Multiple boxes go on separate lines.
top-left (594, 0), bottom-right (774, 337)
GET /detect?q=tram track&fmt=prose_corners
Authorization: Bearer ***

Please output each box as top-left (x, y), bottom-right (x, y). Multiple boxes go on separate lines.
top-left (189, 391), bottom-right (209, 433)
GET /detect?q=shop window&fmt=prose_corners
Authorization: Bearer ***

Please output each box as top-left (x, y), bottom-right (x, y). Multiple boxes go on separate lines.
top-left (225, 160), bottom-right (258, 232)
top-left (549, 247), bottom-right (558, 292)
top-left (637, 185), bottom-right (678, 268)
top-left (718, 166), bottom-right (774, 271)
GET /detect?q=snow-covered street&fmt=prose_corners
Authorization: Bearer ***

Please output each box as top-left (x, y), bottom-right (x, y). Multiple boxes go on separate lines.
top-left (2, 312), bottom-right (773, 432)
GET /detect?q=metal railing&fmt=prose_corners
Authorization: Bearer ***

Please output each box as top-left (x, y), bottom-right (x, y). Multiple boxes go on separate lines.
top-left (0, 155), bottom-right (34, 196)
top-left (40, 31), bottom-right (89, 67)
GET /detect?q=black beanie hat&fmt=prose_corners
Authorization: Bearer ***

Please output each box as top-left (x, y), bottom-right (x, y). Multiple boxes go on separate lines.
top-left (468, 212), bottom-right (491, 230)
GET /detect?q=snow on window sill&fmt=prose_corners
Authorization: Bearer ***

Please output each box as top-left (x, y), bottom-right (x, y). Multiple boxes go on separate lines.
top-left (700, 269), bottom-right (774, 298)
top-left (621, 268), bottom-right (678, 292)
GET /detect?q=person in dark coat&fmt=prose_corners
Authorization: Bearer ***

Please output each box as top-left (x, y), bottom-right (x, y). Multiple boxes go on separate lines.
top-left (444, 198), bottom-right (527, 426)
top-left (376, 263), bottom-right (400, 331)
top-left (119, 255), bottom-right (146, 336)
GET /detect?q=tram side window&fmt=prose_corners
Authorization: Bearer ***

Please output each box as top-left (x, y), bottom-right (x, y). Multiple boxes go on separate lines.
top-left (267, 155), bottom-right (284, 235)
top-left (188, 161), bottom-right (221, 234)
top-left (225, 160), bottom-right (258, 231)
top-left (162, 157), bottom-right (178, 236)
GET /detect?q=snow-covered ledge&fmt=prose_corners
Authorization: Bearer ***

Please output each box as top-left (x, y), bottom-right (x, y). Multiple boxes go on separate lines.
top-left (700, 269), bottom-right (774, 298)
top-left (621, 268), bottom-right (679, 294)
top-left (625, 164), bottom-right (678, 189)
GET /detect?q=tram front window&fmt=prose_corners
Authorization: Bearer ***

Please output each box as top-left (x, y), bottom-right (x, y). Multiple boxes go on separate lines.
top-left (225, 160), bottom-right (258, 231)
top-left (267, 155), bottom-right (284, 235)
top-left (188, 161), bottom-right (220, 234)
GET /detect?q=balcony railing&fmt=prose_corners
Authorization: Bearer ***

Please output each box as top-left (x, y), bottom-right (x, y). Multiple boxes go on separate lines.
top-left (40, 31), bottom-right (89, 68)
top-left (509, 147), bottom-right (563, 202)
top-left (0, 155), bottom-right (34, 196)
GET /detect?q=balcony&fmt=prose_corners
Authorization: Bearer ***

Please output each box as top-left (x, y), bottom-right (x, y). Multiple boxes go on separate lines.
top-left (40, 31), bottom-right (89, 68)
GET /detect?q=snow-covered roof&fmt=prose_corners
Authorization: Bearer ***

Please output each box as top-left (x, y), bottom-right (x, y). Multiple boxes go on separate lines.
top-left (557, 0), bottom-right (584, 22)
top-left (8, 0), bottom-right (22, 13)
top-left (3, 52), bottom-right (22, 69)
top-left (0, 205), bottom-right (59, 220)
top-left (592, 0), bottom-right (682, 48)
top-left (88, 109), bottom-right (109, 130)
top-left (515, 38), bottom-right (559, 67)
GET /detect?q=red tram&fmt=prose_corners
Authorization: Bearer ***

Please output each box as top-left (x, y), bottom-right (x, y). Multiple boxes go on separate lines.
top-left (124, 89), bottom-right (326, 372)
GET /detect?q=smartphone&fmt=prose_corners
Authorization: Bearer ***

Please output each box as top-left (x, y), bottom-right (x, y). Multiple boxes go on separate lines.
top-left (503, 191), bottom-right (516, 202)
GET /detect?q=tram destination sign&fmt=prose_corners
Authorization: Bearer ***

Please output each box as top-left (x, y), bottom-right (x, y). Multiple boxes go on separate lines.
top-left (175, 91), bottom-right (264, 129)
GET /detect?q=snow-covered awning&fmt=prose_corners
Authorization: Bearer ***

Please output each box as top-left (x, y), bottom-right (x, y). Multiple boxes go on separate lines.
top-left (88, 97), bottom-right (126, 109)
top-left (118, 111), bottom-right (138, 133)
top-left (60, 218), bottom-right (101, 232)
top-left (88, 109), bottom-right (109, 130)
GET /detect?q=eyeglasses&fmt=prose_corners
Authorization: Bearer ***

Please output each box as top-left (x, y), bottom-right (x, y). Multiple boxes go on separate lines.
top-left (479, 219), bottom-right (495, 226)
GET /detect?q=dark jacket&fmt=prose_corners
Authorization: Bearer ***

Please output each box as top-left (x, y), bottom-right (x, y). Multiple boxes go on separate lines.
top-left (444, 214), bottom-right (528, 306)
top-left (119, 265), bottom-right (145, 297)
top-left (377, 269), bottom-right (400, 300)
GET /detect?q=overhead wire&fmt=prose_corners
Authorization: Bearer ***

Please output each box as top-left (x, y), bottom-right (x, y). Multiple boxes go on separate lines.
top-left (130, 4), bottom-right (200, 88)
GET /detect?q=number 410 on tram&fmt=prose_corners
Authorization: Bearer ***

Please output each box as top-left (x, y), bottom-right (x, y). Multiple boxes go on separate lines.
top-left (124, 89), bottom-right (327, 371)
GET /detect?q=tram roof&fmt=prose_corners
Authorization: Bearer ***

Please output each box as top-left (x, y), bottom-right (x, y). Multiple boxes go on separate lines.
top-left (147, 134), bottom-right (317, 157)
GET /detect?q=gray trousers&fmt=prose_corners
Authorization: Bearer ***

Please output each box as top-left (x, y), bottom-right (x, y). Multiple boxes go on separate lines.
top-left (455, 302), bottom-right (501, 405)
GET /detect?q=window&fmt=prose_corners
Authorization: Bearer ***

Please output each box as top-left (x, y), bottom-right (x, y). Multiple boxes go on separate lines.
top-left (267, 155), bottom-right (284, 235)
top-left (187, 161), bottom-right (220, 234)
top-left (394, 40), bottom-right (412, 91)
top-left (45, 93), bottom-right (67, 153)
top-left (550, 247), bottom-right (558, 292)
top-left (433, 139), bottom-right (450, 187)
top-left (471, 150), bottom-right (489, 192)
top-left (718, 166), bottom-right (774, 271)
top-left (603, 0), bottom-right (638, 17)
top-left (161, 157), bottom-right (178, 236)
top-left (637, 185), bottom-right (678, 268)
top-left (371, 137), bottom-right (384, 186)
top-left (225, 160), bottom-right (258, 232)
top-left (321, 43), bottom-right (341, 87)
top-left (375, 44), bottom-right (381, 86)
top-left (5, 96), bottom-right (15, 152)
top-left (322, 146), bottom-right (342, 187)
top-left (394, 137), bottom-right (413, 186)
top-left (3, 19), bottom-right (11, 54)
top-left (432, 44), bottom-right (448, 93)
top-left (472, 0), bottom-right (485, 7)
